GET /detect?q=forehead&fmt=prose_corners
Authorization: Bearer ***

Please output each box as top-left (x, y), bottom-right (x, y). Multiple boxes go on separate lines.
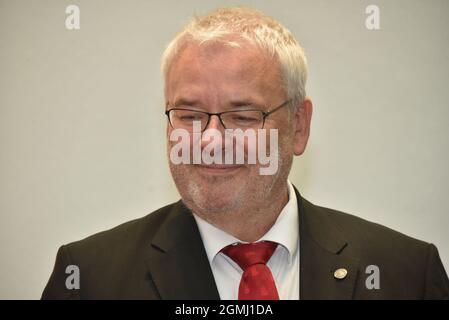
top-left (165, 41), bottom-right (285, 105)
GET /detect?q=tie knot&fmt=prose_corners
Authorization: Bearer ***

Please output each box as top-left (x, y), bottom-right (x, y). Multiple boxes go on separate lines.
top-left (221, 241), bottom-right (278, 271)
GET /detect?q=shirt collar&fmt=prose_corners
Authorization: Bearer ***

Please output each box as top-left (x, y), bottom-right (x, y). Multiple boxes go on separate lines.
top-left (193, 180), bottom-right (299, 265)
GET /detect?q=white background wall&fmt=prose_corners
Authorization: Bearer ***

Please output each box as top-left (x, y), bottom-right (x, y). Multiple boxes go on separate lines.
top-left (1, 0), bottom-right (448, 299)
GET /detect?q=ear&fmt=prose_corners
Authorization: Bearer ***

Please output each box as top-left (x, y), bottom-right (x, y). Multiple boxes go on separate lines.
top-left (293, 97), bottom-right (313, 156)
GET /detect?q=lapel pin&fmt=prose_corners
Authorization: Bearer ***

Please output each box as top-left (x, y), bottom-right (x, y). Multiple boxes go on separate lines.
top-left (334, 268), bottom-right (348, 280)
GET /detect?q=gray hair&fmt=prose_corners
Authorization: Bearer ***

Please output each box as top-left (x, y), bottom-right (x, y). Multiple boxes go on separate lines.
top-left (161, 6), bottom-right (308, 106)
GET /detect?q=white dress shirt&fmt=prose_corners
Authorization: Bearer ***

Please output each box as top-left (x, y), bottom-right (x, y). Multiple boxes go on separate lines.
top-left (193, 180), bottom-right (300, 300)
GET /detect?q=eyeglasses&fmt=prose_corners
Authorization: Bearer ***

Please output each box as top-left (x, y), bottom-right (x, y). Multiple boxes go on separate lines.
top-left (165, 99), bottom-right (291, 131)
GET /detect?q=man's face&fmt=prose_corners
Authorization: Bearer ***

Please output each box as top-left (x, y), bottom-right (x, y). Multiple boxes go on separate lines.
top-left (165, 41), bottom-right (300, 216)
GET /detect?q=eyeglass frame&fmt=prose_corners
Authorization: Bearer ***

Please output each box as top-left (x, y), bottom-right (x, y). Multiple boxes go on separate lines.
top-left (164, 99), bottom-right (292, 131)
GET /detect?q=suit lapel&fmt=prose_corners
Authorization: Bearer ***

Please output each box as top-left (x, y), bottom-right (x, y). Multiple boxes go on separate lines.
top-left (296, 188), bottom-right (360, 299)
top-left (144, 201), bottom-right (220, 300)
top-left (300, 232), bottom-right (359, 299)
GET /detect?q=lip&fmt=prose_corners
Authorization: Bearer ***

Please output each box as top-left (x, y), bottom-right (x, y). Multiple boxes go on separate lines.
top-left (196, 164), bottom-right (244, 174)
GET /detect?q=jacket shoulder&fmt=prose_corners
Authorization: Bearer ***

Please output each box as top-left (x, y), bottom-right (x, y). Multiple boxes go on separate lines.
top-left (66, 202), bottom-right (177, 258)
top-left (42, 202), bottom-right (180, 299)
top-left (304, 198), bottom-right (430, 252)
top-left (302, 198), bottom-right (449, 299)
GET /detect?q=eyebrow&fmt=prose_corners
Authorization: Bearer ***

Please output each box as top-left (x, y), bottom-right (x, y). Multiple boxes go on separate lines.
top-left (229, 100), bottom-right (257, 108)
top-left (170, 98), bottom-right (261, 110)
top-left (172, 98), bottom-right (200, 108)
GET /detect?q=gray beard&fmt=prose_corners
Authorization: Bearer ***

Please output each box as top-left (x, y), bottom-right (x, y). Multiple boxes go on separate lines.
top-left (181, 151), bottom-right (289, 216)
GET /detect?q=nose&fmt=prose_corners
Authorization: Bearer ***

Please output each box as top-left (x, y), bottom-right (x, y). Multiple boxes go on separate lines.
top-left (200, 115), bottom-right (226, 156)
top-left (205, 114), bottom-right (225, 131)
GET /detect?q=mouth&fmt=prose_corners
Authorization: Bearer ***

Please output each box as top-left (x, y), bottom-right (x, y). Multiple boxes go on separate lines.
top-left (196, 164), bottom-right (244, 174)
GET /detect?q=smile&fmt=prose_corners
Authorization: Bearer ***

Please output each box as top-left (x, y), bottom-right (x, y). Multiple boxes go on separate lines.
top-left (169, 121), bottom-right (279, 175)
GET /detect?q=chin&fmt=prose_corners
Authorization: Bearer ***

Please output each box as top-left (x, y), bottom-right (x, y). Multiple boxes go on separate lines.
top-left (185, 179), bottom-right (246, 214)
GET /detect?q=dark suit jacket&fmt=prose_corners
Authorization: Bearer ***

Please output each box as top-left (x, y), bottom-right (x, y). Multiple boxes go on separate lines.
top-left (42, 188), bottom-right (449, 299)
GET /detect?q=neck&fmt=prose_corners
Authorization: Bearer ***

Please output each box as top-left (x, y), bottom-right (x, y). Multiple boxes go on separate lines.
top-left (193, 183), bottom-right (290, 242)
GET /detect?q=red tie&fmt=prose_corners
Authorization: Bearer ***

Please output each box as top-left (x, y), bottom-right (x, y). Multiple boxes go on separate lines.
top-left (221, 241), bottom-right (279, 300)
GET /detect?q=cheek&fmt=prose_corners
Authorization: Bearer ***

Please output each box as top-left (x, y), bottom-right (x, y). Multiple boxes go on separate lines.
top-left (275, 127), bottom-right (296, 157)
top-left (280, 136), bottom-right (295, 157)
top-left (254, 127), bottom-right (293, 153)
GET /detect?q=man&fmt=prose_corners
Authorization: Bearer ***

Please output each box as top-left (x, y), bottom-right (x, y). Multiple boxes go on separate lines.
top-left (42, 6), bottom-right (449, 300)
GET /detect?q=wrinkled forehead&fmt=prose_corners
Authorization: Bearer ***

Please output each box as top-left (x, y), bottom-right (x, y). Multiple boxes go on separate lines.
top-left (164, 40), bottom-right (285, 104)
